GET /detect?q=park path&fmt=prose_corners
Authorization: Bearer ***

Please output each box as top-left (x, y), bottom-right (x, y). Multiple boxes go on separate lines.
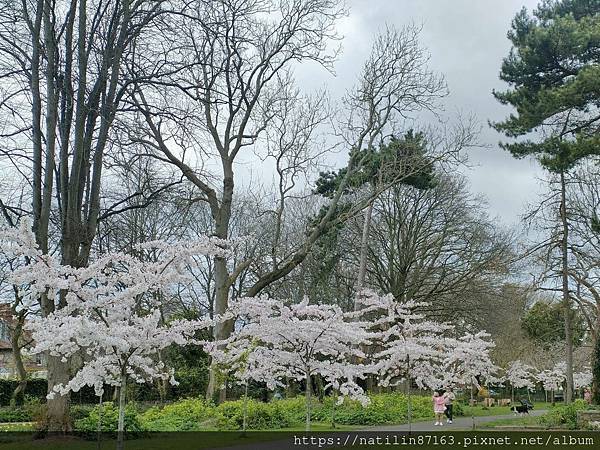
top-left (210, 409), bottom-right (548, 450)
top-left (367, 408), bottom-right (547, 431)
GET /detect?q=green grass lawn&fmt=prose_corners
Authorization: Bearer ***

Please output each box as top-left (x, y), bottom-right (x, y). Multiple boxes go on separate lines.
top-left (0, 423), bottom-right (358, 450)
top-left (476, 416), bottom-right (541, 428)
top-left (0, 423), bottom-right (35, 432)
top-left (461, 401), bottom-right (552, 417)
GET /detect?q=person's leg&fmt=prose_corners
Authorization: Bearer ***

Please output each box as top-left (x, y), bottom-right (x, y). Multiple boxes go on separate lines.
top-left (447, 405), bottom-right (453, 422)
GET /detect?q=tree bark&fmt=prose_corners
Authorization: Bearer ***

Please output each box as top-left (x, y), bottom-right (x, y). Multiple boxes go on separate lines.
top-left (593, 310), bottom-right (600, 404)
top-left (117, 369), bottom-right (127, 450)
top-left (355, 200), bottom-right (374, 303)
top-left (206, 168), bottom-right (234, 402)
top-left (559, 171), bottom-right (574, 404)
top-left (9, 309), bottom-right (28, 407)
top-left (305, 369), bottom-right (312, 432)
top-left (45, 354), bottom-right (71, 431)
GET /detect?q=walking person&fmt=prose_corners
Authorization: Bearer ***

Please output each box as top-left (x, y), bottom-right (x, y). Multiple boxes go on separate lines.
top-left (584, 388), bottom-right (592, 405)
top-left (432, 391), bottom-right (446, 426)
top-left (443, 388), bottom-right (456, 424)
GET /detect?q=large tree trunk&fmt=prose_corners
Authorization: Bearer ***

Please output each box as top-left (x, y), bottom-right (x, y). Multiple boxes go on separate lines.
top-left (9, 307), bottom-right (28, 407)
top-left (559, 171), bottom-right (574, 404)
top-left (205, 256), bottom-right (231, 402)
top-left (46, 354), bottom-right (71, 431)
top-left (206, 170), bottom-right (234, 402)
top-left (593, 309), bottom-right (600, 404)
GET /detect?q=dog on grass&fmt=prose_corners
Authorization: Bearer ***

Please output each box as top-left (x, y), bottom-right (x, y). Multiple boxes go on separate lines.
top-left (511, 404), bottom-right (530, 415)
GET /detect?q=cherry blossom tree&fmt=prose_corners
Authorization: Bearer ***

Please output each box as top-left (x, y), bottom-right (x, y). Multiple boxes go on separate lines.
top-left (213, 296), bottom-right (373, 431)
top-left (372, 295), bottom-right (450, 390)
top-left (353, 291), bottom-right (446, 430)
top-left (1, 222), bottom-right (226, 449)
top-left (443, 331), bottom-right (499, 402)
top-left (505, 360), bottom-right (536, 402)
top-left (573, 369), bottom-right (593, 393)
top-left (537, 362), bottom-right (566, 404)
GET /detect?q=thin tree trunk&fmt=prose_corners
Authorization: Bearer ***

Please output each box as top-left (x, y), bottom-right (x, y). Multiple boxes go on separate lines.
top-left (331, 392), bottom-right (337, 429)
top-left (96, 392), bottom-right (103, 450)
top-left (305, 369), bottom-right (312, 432)
top-left (9, 309), bottom-right (27, 407)
top-left (117, 369), bottom-right (127, 450)
top-left (559, 171), bottom-right (574, 404)
top-left (355, 200), bottom-right (374, 300)
top-left (406, 356), bottom-right (412, 433)
top-left (242, 382), bottom-right (248, 434)
top-left (593, 323), bottom-right (600, 404)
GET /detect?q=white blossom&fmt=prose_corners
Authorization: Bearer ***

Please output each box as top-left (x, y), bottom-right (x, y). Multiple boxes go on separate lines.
top-left (536, 362), bottom-right (566, 392)
top-left (505, 360), bottom-right (536, 391)
top-left (1, 223), bottom-right (225, 398)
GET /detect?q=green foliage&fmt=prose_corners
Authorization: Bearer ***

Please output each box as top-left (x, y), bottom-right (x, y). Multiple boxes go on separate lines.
top-left (311, 393), bottom-right (435, 426)
top-left (132, 392), bottom-right (447, 431)
top-left (493, 0), bottom-right (600, 171)
top-left (539, 399), bottom-right (588, 429)
top-left (593, 333), bottom-right (600, 404)
top-left (270, 396), bottom-right (307, 424)
top-left (521, 301), bottom-right (585, 347)
top-left (315, 131), bottom-right (435, 199)
top-left (74, 402), bottom-right (145, 436)
top-left (69, 404), bottom-right (95, 421)
top-left (0, 406), bottom-right (33, 422)
top-left (0, 379), bottom-right (46, 406)
top-left (216, 398), bottom-right (293, 430)
top-left (141, 398), bottom-right (218, 431)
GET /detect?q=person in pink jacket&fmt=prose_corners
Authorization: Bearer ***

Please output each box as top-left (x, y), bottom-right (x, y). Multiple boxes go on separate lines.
top-left (432, 391), bottom-right (446, 426)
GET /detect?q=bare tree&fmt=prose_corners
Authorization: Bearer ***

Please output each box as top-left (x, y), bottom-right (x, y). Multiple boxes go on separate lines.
top-left (361, 174), bottom-right (513, 321)
top-left (0, 0), bottom-right (173, 429)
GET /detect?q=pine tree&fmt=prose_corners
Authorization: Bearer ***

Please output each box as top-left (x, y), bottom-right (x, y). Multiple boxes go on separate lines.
top-left (492, 0), bottom-right (600, 404)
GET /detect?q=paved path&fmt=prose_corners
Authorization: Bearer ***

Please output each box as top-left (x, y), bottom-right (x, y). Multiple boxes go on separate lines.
top-left (211, 410), bottom-right (548, 450)
top-left (367, 409), bottom-right (547, 432)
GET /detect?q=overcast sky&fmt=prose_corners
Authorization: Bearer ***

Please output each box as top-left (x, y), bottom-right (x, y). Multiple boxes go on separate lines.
top-left (293, 0), bottom-right (546, 228)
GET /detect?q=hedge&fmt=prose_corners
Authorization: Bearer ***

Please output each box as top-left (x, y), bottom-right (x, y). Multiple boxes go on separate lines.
top-left (72, 393), bottom-right (461, 432)
top-left (0, 372), bottom-right (207, 406)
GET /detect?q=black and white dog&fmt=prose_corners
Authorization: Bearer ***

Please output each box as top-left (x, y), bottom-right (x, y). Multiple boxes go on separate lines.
top-left (511, 404), bottom-right (531, 415)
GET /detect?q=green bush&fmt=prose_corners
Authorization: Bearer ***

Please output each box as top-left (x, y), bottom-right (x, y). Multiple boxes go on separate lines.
top-left (74, 402), bottom-right (145, 436)
top-left (141, 398), bottom-right (217, 431)
top-left (539, 400), bottom-right (588, 430)
top-left (309, 393), bottom-right (434, 426)
top-left (0, 379), bottom-right (47, 406)
top-left (68, 391), bottom-right (456, 432)
top-left (70, 404), bottom-right (95, 421)
top-left (452, 401), bottom-right (464, 417)
top-left (0, 406), bottom-right (33, 422)
top-left (272, 396), bottom-right (308, 424)
top-left (216, 397), bottom-right (292, 430)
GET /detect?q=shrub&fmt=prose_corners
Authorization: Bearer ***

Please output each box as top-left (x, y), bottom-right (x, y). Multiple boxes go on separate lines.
top-left (0, 379), bottom-right (47, 406)
top-left (274, 396), bottom-right (309, 424)
top-left (141, 398), bottom-right (217, 431)
top-left (0, 406), bottom-right (33, 422)
top-left (70, 404), bottom-right (95, 421)
top-left (539, 400), bottom-right (588, 430)
top-left (327, 393), bottom-right (434, 425)
top-left (74, 402), bottom-right (145, 436)
top-left (216, 398), bottom-right (292, 430)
